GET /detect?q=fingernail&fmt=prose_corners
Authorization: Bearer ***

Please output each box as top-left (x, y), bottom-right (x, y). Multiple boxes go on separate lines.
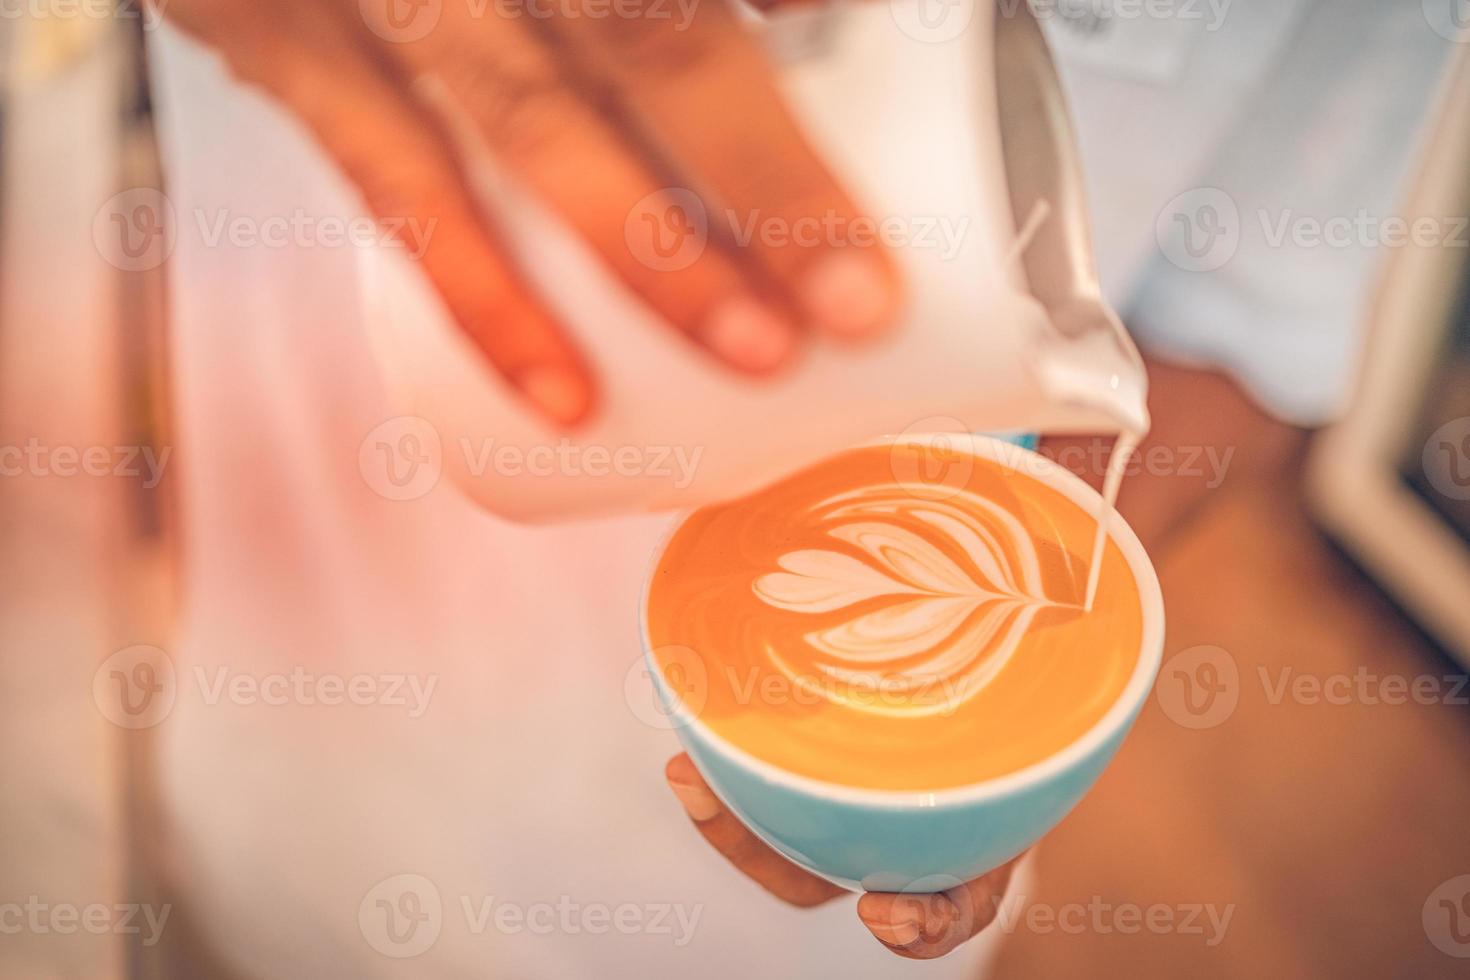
top-left (800, 251), bottom-right (894, 338)
top-left (666, 776), bottom-right (722, 823)
top-left (699, 296), bottom-right (794, 372)
top-left (865, 897), bottom-right (925, 948)
top-left (515, 365), bottom-right (590, 425)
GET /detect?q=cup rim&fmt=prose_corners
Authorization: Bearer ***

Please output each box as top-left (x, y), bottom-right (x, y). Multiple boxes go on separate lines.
top-left (639, 432), bottom-right (1165, 810)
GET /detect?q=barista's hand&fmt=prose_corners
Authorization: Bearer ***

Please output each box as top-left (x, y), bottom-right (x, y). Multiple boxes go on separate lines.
top-left (665, 753), bottom-right (1024, 959)
top-left (156, 0), bottom-right (902, 425)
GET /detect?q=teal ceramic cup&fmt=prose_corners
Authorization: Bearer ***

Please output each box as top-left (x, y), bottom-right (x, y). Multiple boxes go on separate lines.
top-left (641, 434), bottom-right (1164, 893)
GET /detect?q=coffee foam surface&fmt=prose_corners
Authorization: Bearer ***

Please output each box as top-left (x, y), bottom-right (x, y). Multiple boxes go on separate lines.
top-left (647, 445), bottom-right (1143, 791)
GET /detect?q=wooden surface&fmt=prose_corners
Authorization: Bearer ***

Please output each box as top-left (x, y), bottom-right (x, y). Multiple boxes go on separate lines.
top-left (994, 361), bottom-right (1470, 978)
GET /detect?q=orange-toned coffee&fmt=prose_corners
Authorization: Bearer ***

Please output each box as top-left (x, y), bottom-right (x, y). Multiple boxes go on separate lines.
top-left (646, 442), bottom-right (1144, 791)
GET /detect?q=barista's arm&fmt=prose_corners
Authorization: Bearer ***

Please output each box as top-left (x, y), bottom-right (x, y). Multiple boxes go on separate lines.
top-left (666, 753), bottom-right (1025, 960)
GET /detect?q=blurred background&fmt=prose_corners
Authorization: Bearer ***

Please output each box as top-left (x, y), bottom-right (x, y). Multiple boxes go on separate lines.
top-left (3, 1), bottom-right (1470, 978)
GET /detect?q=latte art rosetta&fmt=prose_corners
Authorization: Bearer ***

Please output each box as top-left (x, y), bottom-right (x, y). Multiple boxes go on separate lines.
top-left (646, 444), bottom-right (1144, 791)
top-left (751, 486), bottom-right (1065, 716)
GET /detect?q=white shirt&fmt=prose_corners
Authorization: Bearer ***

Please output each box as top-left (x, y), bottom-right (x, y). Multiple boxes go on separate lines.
top-left (1049, 0), bottom-right (1458, 423)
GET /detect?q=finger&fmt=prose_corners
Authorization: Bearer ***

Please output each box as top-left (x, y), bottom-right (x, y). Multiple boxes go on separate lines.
top-left (664, 754), bottom-right (845, 909)
top-left (222, 21), bottom-right (593, 424)
top-left (378, 11), bottom-right (797, 374)
top-left (856, 854), bottom-right (1023, 960)
top-left (549, 1), bottom-right (904, 339)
